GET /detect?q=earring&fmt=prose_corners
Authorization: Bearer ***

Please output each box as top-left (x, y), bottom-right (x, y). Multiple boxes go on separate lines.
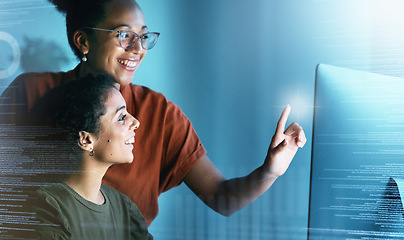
top-left (82, 54), bottom-right (87, 62)
top-left (88, 149), bottom-right (94, 156)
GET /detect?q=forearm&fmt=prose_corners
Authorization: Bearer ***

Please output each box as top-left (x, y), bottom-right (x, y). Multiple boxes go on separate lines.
top-left (206, 164), bottom-right (278, 216)
top-left (185, 106), bottom-right (306, 217)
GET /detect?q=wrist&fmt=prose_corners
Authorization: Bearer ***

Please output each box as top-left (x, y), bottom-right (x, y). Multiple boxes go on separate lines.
top-left (258, 163), bottom-right (280, 181)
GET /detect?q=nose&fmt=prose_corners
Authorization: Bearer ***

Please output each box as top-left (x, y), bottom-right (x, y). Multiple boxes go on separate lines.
top-left (127, 38), bottom-right (144, 55)
top-left (129, 115), bottom-right (140, 131)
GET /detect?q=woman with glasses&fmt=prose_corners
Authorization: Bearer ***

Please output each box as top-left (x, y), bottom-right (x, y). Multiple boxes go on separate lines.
top-left (28, 73), bottom-right (152, 239)
top-left (0, 0), bottom-right (306, 227)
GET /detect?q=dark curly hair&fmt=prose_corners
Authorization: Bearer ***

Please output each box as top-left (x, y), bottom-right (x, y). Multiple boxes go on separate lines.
top-left (48, 0), bottom-right (139, 59)
top-left (31, 72), bottom-right (117, 135)
top-left (27, 72), bottom-right (117, 182)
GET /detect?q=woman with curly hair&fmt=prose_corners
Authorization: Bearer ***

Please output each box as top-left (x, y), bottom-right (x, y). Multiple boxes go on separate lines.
top-left (29, 73), bottom-right (152, 239)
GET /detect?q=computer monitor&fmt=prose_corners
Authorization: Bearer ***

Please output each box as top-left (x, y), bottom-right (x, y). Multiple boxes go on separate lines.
top-left (308, 64), bottom-right (404, 239)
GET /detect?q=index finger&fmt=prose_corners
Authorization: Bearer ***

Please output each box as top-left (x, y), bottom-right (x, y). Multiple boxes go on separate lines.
top-left (275, 105), bottom-right (291, 135)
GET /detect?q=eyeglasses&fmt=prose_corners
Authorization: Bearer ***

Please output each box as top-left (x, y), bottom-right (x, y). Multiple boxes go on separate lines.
top-left (82, 27), bottom-right (160, 50)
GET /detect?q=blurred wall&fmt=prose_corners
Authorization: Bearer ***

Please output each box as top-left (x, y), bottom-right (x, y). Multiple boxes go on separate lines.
top-left (1, 0), bottom-right (404, 239)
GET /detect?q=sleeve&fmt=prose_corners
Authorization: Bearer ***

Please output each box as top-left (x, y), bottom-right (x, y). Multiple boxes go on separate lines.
top-left (30, 189), bottom-right (72, 240)
top-left (0, 70), bottom-right (67, 125)
top-left (126, 197), bottom-right (154, 240)
top-left (0, 73), bottom-right (29, 124)
top-left (161, 100), bottom-right (207, 191)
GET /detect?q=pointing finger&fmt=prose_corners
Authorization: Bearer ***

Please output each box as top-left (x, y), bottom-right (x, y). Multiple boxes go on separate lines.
top-left (275, 105), bottom-right (291, 136)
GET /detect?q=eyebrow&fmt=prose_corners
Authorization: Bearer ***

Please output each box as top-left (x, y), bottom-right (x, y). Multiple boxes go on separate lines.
top-left (113, 24), bottom-right (148, 31)
top-left (116, 105), bottom-right (126, 114)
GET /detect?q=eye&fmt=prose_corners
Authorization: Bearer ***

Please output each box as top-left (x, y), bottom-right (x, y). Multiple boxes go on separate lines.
top-left (118, 114), bottom-right (127, 122)
top-left (140, 34), bottom-right (149, 40)
top-left (119, 31), bottom-right (131, 39)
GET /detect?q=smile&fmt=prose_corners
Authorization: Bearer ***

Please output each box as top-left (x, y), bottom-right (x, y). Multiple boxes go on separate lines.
top-left (117, 59), bottom-right (137, 69)
top-left (125, 135), bottom-right (135, 145)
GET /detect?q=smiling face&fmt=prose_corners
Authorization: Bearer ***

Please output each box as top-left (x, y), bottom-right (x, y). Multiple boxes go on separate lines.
top-left (84, 0), bottom-right (148, 86)
top-left (91, 88), bottom-right (140, 164)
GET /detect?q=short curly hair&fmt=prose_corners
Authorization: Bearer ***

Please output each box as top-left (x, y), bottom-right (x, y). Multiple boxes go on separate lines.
top-left (27, 72), bottom-right (117, 182)
top-left (31, 72), bottom-right (117, 135)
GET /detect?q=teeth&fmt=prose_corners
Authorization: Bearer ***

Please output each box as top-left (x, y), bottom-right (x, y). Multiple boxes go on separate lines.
top-left (125, 136), bottom-right (135, 144)
top-left (118, 59), bottom-right (137, 68)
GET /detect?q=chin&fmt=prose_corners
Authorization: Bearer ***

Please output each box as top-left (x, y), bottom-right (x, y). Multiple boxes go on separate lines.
top-left (125, 158), bottom-right (134, 164)
top-left (116, 73), bottom-right (135, 86)
top-left (125, 154), bottom-right (134, 164)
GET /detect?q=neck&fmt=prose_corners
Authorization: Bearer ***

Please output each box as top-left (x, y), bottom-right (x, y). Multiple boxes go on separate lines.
top-left (78, 61), bottom-right (92, 78)
top-left (78, 62), bottom-right (121, 90)
top-left (64, 156), bottom-right (111, 205)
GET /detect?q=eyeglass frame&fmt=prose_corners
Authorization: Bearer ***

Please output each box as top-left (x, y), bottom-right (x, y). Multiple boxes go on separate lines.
top-left (81, 27), bottom-right (160, 50)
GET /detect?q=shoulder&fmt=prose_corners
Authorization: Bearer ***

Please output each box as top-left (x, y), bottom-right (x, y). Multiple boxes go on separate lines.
top-left (102, 184), bottom-right (152, 238)
top-left (4, 65), bottom-right (79, 97)
top-left (130, 84), bottom-right (184, 110)
top-left (101, 184), bottom-right (141, 212)
top-left (100, 183), bottom-right (120, 196)
top-left (122, 83), bottom-right (172, 104)
top-left (101, 184), bottom-right (133, 204)
top-left (30, 184), bottom-right (72, 239)
top-left (12, 71), bottom-right (58, 83)
top-left (2, 72), bottom-right (57, 99)
top-left (0, 67), bottom-right (79, 115)
top-left (10, 67), bottom-right (77, 88)
top-left (33, 184), bottom-right (70, 206)
top-left (2, 67), bottom-right (78, 104)
top-left (122, 84), bottom-right (186, 120)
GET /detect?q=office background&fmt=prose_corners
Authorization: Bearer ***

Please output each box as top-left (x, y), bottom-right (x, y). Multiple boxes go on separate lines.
top-left (1, 0), bottom-right (403, 239)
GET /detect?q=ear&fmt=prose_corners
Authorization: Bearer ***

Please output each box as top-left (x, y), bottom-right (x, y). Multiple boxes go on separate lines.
top-left (78, 131), bottom-right (95, 152)
top-left (73, 30), bottom-right (90, 55)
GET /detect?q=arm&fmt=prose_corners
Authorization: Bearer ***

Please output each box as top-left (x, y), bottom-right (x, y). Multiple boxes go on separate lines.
top-left (183, 105), bottom-right (306, 216)
top-left (30, 192), bottom-right (71, 240)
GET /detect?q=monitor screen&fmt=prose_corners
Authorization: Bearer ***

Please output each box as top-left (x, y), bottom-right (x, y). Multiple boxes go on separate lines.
top-left (308, 64), bottom-right (404, 239)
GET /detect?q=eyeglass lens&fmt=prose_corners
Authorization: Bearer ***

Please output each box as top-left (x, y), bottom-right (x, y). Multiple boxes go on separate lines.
top-left (119, 32), bottom-right (159, 50)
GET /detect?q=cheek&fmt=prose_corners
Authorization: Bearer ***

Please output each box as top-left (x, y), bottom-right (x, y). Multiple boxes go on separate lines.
top-left (97, 139), bottom-right (118, 158)
top-left (97, 53), bottom-right (114, 70)
top-left (97, 43), bottom-right (120, 64)
top-left (105, 132), bottom-right (123, 147)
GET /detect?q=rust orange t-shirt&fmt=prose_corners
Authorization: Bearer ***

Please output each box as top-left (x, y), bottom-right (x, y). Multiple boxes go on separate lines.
top-left (0, 65), bottom-right (207, 225)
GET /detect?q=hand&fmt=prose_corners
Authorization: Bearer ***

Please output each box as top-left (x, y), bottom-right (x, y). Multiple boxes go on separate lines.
top-left (264, 105), bottom-right (306, 178)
